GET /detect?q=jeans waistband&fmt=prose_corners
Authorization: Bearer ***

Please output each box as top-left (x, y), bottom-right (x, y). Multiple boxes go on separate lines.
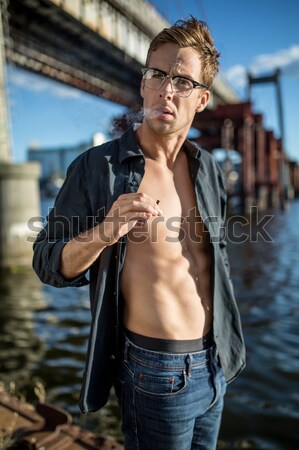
top-left (124, 328), bottom-right (214, 353)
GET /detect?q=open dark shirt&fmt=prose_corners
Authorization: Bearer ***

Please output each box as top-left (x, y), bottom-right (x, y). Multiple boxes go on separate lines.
top-left (33, 124), bottom-right (246, 413)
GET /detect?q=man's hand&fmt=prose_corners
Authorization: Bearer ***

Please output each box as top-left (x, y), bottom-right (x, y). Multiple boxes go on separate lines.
top-left (99, 192), bottom-right (163, 246)
top-left (60, 193), bottom-right (162, 279)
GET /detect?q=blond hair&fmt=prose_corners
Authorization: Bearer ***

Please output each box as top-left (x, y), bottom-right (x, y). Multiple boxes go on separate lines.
top-left (146, 16), bottom-right (220, 88)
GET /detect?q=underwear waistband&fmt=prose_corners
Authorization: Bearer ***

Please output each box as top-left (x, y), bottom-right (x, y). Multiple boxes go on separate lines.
top-left (124, 328), bottom-right (214, 353)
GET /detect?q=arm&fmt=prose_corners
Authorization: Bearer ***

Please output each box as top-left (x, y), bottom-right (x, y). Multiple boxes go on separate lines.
top-left (33, 148), bottom-right (163, 285)
top-left (60, 193), bottom-right (162, 280)
top-left (59, 223), bottom-right (107, 280)
top-left (33, 156), bottom-right (93, 287)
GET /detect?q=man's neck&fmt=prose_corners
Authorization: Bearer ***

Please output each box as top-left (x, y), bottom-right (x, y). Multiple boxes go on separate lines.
top-left (136, 122), bottom-right (189, 167)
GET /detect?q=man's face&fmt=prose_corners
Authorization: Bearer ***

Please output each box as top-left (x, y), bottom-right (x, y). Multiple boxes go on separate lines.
top-left (140, 43), bottom-right (210, 138)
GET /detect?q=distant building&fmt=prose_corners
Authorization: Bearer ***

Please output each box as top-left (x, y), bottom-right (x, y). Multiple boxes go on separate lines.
top-left (28, 140), bottom-right (91, 179)
top-left (28, 133), bottom-right (107, 197)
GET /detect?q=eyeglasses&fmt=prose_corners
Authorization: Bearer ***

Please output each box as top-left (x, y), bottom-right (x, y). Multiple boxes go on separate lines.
top-left (141, 67), bottom-right (208, 98)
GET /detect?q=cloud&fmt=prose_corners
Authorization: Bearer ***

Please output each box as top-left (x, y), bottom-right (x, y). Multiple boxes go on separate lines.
top-left (7, 67), bottom-right (82, 99)
top-left (250, 45), bottom-right (299, 77)
top-left (224, 44), bottom-right (299, 89)
top-left (224, 64), bottom-right (247, 89)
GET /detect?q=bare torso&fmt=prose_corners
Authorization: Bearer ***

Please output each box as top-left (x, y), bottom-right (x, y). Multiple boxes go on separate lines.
top-left (121, 150), bottom-right (213, 339)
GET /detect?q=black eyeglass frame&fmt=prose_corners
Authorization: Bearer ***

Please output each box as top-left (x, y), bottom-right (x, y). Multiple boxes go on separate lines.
top-left (141, 67), bottom-right (209, 93)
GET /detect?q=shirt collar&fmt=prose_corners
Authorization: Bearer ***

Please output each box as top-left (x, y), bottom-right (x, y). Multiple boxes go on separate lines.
top-left (118, 123), bottom-right (202, 163)
top-left (119, 124), bottom-right (144, 163)
top-left (183, 138), bottom-right (202, 160)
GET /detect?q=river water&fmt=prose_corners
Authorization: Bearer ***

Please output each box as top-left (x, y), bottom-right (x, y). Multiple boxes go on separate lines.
top-left (0, 199), bottom-right (298, 449)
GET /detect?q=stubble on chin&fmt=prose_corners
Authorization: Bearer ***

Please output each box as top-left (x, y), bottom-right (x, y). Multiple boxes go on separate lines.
top-left (143, 110), bottom-right (175, 137)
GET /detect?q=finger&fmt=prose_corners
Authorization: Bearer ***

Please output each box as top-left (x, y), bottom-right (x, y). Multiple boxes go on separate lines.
top-left (117, 193), bottom-right (163, 214)
top-left (113, 201), bottom-right (161, 217)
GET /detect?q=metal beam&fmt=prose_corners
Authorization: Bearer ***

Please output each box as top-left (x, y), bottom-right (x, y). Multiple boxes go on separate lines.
top-left (6, 0), bottom-right (240, 110)
top-left (7, 0), bottom-right (143, 107)
top-left (247, 68), bottom-right (285, 145)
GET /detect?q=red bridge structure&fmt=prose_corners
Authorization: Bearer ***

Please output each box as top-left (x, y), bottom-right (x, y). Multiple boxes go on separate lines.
top-left (192, 98), bottom-right (298, 213)
top-left (115, 100), bottom-right (299, 214)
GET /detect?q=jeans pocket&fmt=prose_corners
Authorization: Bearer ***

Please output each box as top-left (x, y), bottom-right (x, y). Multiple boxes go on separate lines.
top-left (135, 370), bottom-right (188, 397)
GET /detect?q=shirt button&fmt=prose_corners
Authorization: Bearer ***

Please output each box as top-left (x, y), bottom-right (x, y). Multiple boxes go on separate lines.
top-left (140, 159), bottom-right (145, 165)
top-left (131, 180), bottom-right (138, 186)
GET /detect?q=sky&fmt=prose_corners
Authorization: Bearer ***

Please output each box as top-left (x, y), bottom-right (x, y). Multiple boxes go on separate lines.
top-left (4, 0), bottom-right (299, 164)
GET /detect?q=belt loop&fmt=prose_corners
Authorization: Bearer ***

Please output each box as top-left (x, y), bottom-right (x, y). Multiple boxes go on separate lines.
top-left (185, 354), bottom-right (193, 377)
top-left (124, 339), bottom-right (129, 363)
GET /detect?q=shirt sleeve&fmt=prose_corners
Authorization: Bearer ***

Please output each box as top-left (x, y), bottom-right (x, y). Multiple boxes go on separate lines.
top-left (32, 154), bottom-right (92, 288)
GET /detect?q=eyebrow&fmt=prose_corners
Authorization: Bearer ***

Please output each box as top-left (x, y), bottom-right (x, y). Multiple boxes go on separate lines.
top-left (149, 67), bottom-right (196, 81)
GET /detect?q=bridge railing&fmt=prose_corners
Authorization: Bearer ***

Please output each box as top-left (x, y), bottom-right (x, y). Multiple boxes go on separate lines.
top-left (51, 0), bottom-right (169, 64)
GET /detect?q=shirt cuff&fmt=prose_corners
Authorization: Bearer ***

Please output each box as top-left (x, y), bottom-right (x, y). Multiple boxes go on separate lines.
top-left (46, 239), bottom-right (89, 288)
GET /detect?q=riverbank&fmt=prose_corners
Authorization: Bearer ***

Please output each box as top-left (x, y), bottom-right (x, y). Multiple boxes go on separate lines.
top-left (0, 388), bottom-right (123, 450)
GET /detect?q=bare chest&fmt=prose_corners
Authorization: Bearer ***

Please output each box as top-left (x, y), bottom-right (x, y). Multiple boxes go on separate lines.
top-left (128, 155), bottom-right (209, 246)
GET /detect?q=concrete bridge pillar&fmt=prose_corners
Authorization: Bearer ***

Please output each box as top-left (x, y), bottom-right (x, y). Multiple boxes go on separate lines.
top-left (0, 5), bottom-right (41, 269)
top-left (0, 3), bottom-right (11, 162)
top-left (0, 162), bottom-right (41, 268)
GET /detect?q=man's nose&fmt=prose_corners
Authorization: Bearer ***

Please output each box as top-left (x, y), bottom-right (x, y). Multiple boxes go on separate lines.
top-left (159, 76), bottom-right (174, 97)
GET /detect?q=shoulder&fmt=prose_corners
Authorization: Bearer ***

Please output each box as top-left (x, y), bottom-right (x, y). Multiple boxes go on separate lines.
top-left (186, 139), bottom-right (226, 192)
top-left (186, 139), bottom-right (222, 172)
top-left (66, 137), bottom-right (121, 177)
top-left (78, 137), bottom-right (121, 165)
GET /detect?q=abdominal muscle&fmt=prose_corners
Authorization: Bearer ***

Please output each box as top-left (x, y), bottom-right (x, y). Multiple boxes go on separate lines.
top-left (120, 229), bottom-right (213, 340)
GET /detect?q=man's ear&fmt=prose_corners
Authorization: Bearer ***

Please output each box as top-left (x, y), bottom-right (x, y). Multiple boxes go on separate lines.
top-left (195, 90), bottom-right (210, 113)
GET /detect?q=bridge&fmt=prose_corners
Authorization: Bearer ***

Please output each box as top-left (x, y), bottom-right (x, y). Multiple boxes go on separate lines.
top-left (0, 0), bottom-right (298, 268)
top-left (1, 0), bottom-right (239, 161)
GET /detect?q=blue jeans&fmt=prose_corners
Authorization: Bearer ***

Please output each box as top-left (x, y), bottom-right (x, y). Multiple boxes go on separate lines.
top-left (114, 335), bottom-right (227, 450)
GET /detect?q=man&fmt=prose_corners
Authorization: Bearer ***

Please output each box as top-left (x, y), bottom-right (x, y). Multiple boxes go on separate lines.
top-left (33, 16), bottom-right (245, 450)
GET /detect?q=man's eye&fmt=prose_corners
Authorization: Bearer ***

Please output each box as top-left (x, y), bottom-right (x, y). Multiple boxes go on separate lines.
top-left (175, 78), bottom-right (192, 88)
top-left (152, 71), bottom-right (164, 79)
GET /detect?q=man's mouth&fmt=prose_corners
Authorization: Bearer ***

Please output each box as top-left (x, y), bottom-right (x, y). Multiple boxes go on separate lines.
top-left (155, 107), bottom-right (174, 117)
